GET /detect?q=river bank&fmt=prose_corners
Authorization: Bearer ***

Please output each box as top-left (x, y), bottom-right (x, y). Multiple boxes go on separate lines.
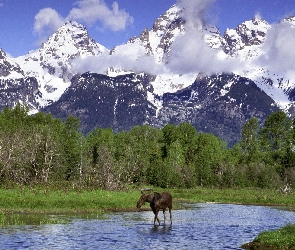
top-left (241, 224), bottom-right (295, 249)
top-left (0, 187), bottom-right (294, 214)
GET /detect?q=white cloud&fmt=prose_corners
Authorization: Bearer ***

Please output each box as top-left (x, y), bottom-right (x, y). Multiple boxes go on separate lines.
top-left (67, 0), bottom-right (133, 31)
top-left (72, 0), bottom-right (243, 76)
top-left (167, 30), bottom-right (215, 74)
top-left (166, 0), bottom-right (243, 75)
top-left (256, 22), bottom-right (295, 73)
top-left (166, 30), bottom-right (242, 75)
top-left (34, 0), bottom-right (133, 45)
top-left (72, 44), bottom-right (165, 75)
top-left (34, 8), bottom-right (64, 44)
top-left (177, 0), bottom-right (216, 30)
top-left (167, 0), bottom-right (216, 74)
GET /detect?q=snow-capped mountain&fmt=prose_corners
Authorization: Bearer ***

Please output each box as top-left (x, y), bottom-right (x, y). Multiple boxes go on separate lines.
top-left (111, 4), bottom-right (184, 63)
top-left (0, 49), bottom-right (24, 78)
top-left (15, 21), bottom-right (108, 107)
top-left (222, 15), bottom-right (270, 56)
top-left (1, 4), bottom-right (295, 144)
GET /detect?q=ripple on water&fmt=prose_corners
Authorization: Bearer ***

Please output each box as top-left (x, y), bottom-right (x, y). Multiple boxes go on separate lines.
top-left (1, 204), bottom-right (295, 249)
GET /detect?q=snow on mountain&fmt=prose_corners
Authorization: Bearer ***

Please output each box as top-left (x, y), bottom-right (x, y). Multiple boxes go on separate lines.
top-left (15, 21), bottom-right (108, 106)
top-left (1, 3), bottom-right (295, 125)
top-left (0, 49), bottom-right (24, 79)
top-left (109, 4), bottom-right (184, 72)
top-left (223, 15), bottom-right (270, 56)
top-left (114, 4), bottom-right (184, 63)
top-left (228, 15), bottom-right (295, 111)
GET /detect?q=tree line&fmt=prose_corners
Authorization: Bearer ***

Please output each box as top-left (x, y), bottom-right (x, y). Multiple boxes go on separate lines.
top-left (0, 104), bottom-right (294, 190)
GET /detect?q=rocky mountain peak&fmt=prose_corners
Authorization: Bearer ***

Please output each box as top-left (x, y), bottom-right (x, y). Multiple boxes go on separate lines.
top-left (0, 48), bottom-right (6, 60)
top-left (111, 4), bottom-right (184, 63)
top-left (38, 20), bottom-right (107, 64)
top-left (236, 15), bottom-right (270, 46)
top-left (281, 16), bottom-right (295, 26)
top-left (222, 16), bottom-right (270, 55)
top-left (151, 5), bottom-right (182, 36)
top-left (20, 20), bottom-right (107, 78)
top-left (0, 48), bottom-right (24, 78)
top-left (203, 25), bottom-right (223, 49)
top-left (14, 20), bottom-right (109, 107)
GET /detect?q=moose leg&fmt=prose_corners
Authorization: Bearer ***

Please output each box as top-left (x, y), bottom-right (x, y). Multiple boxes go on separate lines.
top-left (169, 208), bottom-right (172, 225)
top-left (154, 209), bottom-right (160, 225)
top-left (163, 208), bottom-right (166, 224)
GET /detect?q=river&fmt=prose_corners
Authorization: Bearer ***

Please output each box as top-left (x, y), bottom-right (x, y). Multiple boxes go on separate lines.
top-left (0, 203), bottom-right (295, 249)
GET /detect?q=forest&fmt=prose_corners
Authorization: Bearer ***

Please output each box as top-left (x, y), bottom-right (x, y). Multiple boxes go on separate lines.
top-left (0, 104), bottom-right (295, 190)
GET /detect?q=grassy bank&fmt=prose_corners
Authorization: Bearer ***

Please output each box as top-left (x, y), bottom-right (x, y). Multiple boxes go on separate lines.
top-left (0, 186), bottom-right (294, 214)
top-left (241, 224), bottom-right (295, 249)
top-left (0, 188), bottom-right (140, 214)
top-left (172, 188), bottom-right (295, 207)
top-left (0, 187), bottom-right (142, 226)
top-left (0, 186), bottom-right (294, 222)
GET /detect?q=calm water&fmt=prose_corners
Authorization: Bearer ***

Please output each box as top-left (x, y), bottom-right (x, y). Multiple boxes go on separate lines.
top-left (1, 203), bottom-right (295, 249)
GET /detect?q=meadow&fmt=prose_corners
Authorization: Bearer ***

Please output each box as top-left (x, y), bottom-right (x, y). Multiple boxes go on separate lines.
top-left (0, 186), bottom-right (294, 216)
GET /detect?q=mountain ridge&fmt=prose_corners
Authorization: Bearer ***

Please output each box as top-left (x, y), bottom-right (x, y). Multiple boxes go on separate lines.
top-left (0, 4), bottom-right (295, 145)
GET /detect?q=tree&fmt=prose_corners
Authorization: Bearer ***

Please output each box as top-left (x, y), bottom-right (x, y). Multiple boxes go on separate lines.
top-left (161, 124), bottom-right (178, 158)
top-left (176, 122), bottom-right (197, 164)
top-left (24, 113), bottom-right (66, 183)
top-left (63, 116), bottom-right (82, 180)
top-left (194, 133), bottom-right (226, 186)
top-left (115, 125), bottom-right (162, 185)
top-left (0, 104), bottom-right (30, 184)
top-left (240, 118), bottom-right (261, 163)
top-left (260, 111), bottom-right (292, 166)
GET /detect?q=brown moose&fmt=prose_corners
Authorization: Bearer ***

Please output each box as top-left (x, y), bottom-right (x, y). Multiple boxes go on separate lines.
top-left (136, 190), bottom-right (172, 226)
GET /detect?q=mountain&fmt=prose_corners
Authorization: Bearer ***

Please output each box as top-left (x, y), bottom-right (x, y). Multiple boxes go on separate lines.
top-left (222, 15), bottom-right (270, 55)
top-left (41, 72), bottom-right (279, 145)
top-left (1, 5), bottom-right (295, 145)
top-left (0, 49), bottom-right (41, 112)
top-left (15, 21), bottom-right (108, 107)
top-left (155, 74), bottom-right (279, 144)
top-left (111, 4), bottom-right (184, 63)
top-left (42, 72), bottom-right (156, 133)
top-left (0, 49), bottom-right (24, 78)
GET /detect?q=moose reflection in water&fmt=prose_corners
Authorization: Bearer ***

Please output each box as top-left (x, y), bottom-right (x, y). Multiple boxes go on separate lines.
top-left (136, 189), bottom-right (172, 226)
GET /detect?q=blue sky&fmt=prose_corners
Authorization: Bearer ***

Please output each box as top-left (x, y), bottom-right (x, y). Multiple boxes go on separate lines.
top-left (0, 0), bottom-right (294, 57)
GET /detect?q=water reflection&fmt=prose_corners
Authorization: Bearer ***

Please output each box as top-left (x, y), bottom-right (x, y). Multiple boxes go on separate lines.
top-left (150, 225), bottom-right (172, 233)
top-left (0, 204), bottom-right (295, 249)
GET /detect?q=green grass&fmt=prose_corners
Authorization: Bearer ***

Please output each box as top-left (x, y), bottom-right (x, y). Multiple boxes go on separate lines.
top-left (172, 187), bottom-right (295, 207)
top-left (0, 187), bottom-right (294, 214)
top-left (242, 224), bottom-right (295, 249)
top-left (0, 187), bottom-right (142, 227)
top-left (256, 224), bottom-right (295, 247)
top-left (0, 188), bottom-right (141, 214)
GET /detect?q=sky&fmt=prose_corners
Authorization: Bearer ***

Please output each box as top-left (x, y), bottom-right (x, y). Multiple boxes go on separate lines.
top-left (0, 0), bottom-right (295, 58)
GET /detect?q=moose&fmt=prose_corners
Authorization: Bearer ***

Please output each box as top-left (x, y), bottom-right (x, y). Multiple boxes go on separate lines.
top-left (136, 189), bottom-right (172, 226)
